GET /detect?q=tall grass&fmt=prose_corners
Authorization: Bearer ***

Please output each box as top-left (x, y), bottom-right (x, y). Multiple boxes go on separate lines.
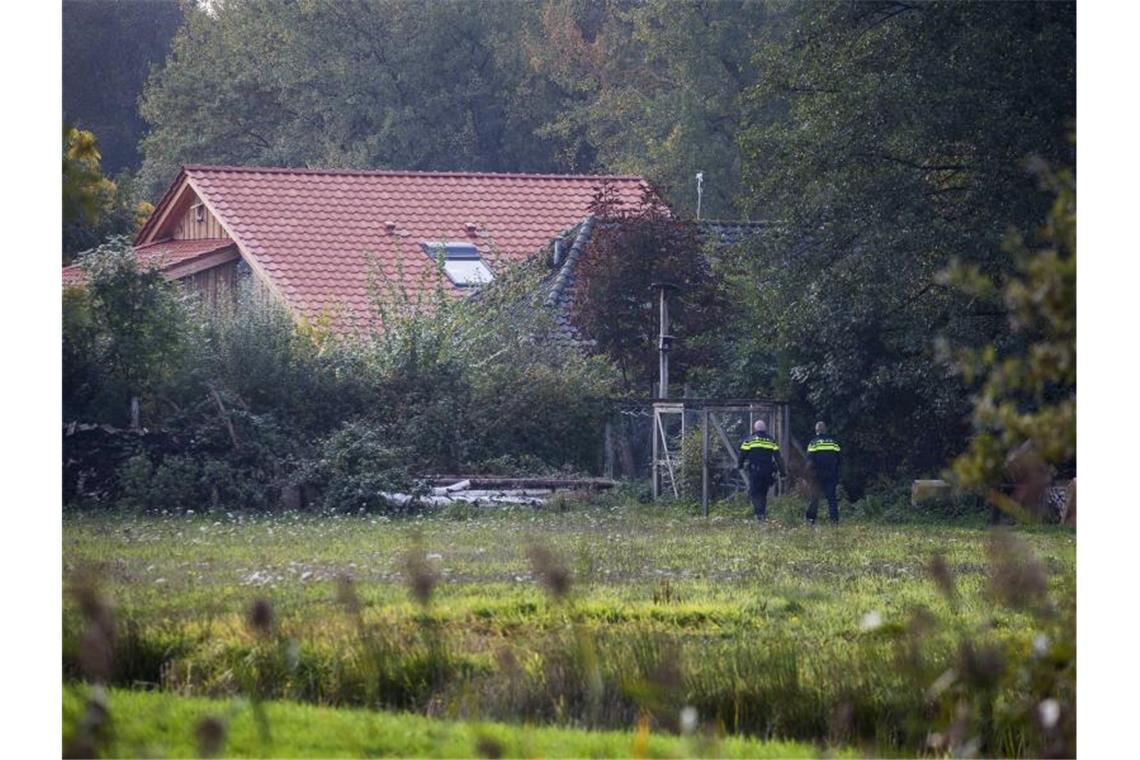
top-left (63, 514), bottom-right (1074, 757)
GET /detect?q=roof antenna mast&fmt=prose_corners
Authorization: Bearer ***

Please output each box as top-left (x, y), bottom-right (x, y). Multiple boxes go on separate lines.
top-left (695, 171), bottom-right (704, 220)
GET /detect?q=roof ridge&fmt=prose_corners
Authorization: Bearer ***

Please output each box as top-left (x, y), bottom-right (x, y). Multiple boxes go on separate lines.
top-left (183, 164), bottom-right (647, 182)
top-left (544, 216), bottom-right (595, 309)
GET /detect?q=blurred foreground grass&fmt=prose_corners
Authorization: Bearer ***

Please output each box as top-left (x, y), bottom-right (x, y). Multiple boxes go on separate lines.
top-left (64, 684), bottom-right (833, 758)
top-left (63, 498), bottom-right (1075, 755)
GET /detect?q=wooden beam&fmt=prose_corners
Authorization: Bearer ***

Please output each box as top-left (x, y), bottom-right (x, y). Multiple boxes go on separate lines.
top-left (658, 414), bottom-right (679, 499)
top-left (163, 246), bottom-right (240, 281)
top-left (136, 176), bottom-right (192, 245)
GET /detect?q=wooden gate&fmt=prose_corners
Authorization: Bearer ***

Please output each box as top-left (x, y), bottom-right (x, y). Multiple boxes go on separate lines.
top-left (651, 399), bottom-right (791, 514)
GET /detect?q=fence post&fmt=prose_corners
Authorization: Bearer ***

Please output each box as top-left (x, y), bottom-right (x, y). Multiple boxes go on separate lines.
top-left (702, 408), bottom-right (710, 517)
top-left (604, 421), bottom-right (614, 480)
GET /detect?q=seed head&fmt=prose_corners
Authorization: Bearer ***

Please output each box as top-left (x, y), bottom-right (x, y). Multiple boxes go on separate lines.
top-left (526, 545), bottom-right (571, 599)
top-left (929, 552), bottom-right (957, 603)
top-left (958, 640), bottom-right (1006, 690)
top-left (986, 529), bottom-right (1048, 612)
top-left (247, 598), bottom-right (274, 636)
top-left (195, 715), bottom-right (227, 757)
top-left (336, 574), bottom-right (361, 615)
top-left (475, 735), bottom-right (504, 759)
top-left (71, 574), bottom-right (114, 682)
top-left (403, 551), bottom-right (439, 605)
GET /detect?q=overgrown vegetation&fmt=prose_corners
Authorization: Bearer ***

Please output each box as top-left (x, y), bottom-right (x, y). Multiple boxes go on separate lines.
top-left (62, 239), bottom-right (615, 513)
top-left (63, 505), bottom-right (1074, 757)
top-left (725, 1), bottom-right (1075, 496)
top-left (939, 160), bottom-right (1077, 503)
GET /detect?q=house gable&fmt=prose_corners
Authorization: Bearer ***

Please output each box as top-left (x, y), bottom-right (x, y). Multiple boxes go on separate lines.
top-left (137, 176), bottom-right (231, 245)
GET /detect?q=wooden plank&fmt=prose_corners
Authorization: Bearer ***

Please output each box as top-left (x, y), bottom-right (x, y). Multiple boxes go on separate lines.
top-left (710, 413), bottom-right (739, 462)
top-left (429, 476), bottom-right (618, 490)
top-left (711, 412), bottom-right (748, 493)
top-left (658, 413), bottom-right (679, 498)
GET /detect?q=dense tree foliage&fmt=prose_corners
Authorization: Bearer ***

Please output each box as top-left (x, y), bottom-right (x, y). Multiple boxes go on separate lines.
top-left (528, 0), bottom-right (773, 218)
top-left (940, 160), bottom-right (1075, 501)
top-left (136, 0), bottom-right (774, 213)
top-left (572, 187), bottom-right (729, 394)
top-left (63, 0), bottom-right (184, 175)
top-left (138, 0), bottom-right (579, 197)
top-left (63, 127), bottom-right (152, 263)
top-left (729, 1), bottom-right (1074, 493)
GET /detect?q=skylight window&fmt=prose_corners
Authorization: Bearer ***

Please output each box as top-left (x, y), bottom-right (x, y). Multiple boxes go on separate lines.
top-left (421, 241), bottom-right (494, 287)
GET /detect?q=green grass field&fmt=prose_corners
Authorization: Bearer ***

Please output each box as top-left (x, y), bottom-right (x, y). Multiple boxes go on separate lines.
top-left (63, 684), bottom-right (832, 758)
top-left (63, 497), bottom-right (1076, 757)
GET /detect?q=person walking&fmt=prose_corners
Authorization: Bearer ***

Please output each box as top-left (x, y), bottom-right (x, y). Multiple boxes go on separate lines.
top-left (738, 420), bottom-right (786, 522)
top-left (806, 421), bottom-right (843, 524)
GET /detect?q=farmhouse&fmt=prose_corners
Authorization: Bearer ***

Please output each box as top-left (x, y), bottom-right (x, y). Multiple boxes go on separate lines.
top-left (62, 165), bottom-right (649, 333)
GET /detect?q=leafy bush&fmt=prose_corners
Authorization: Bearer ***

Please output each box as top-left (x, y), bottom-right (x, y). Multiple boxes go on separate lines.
top-left (306, 420), bottom-right (415, 513)
top-left (847, 481), bottom-right (989, 524)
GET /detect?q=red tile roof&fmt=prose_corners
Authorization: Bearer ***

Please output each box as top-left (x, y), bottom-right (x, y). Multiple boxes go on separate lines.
top-left (178, 166), bottom-right (649, 331)
top-left (62, 239), bottom-right (237, 288)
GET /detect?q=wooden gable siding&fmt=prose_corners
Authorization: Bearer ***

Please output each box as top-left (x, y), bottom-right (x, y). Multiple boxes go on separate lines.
top-left (181, 259), bottom-right (239, 305)
top-left (176, 254), bottom-right (274, 309)
top-left (172, 200), bottom-right (229, 241)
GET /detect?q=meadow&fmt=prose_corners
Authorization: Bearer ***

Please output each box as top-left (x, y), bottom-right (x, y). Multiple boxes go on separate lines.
top-left (63, 496), bottom-right (1076, 757)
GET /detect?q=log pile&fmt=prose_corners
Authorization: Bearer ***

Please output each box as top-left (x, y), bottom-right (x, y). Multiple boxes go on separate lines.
top-left (383, 476), bottom-right (618, 508)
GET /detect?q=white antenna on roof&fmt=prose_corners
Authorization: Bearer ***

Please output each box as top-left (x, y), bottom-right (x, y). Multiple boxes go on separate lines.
top-left (695, 171), bottom-right (704, 220)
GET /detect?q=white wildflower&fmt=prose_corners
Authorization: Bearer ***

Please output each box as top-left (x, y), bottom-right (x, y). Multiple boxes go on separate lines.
top-left (680, 706), bottom-right (698, 734)
top-left (860, 610), bottom-right (883, 631)
top-left (1038, 698), bottom-right (1060, 729)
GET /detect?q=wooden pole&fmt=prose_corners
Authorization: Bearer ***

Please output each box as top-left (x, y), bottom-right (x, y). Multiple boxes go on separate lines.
top-left (604, 421), bottom-right (614, 480)
top-left (702, 408), bottom-right (710, 517)
top-left (658, 287), bottom-right (669, 399)
top-left (651, 407), bottom-right (660, 501)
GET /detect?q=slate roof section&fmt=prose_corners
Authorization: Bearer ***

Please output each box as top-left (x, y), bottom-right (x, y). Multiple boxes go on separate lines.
top-left (174, 165), bottom-right (648, 331)
top-left (542, 217), bottom-right (596, 346)
top-left (62, 239), bottom-right (236, 288)
top-left (698, 219), bottom-right (769, 245)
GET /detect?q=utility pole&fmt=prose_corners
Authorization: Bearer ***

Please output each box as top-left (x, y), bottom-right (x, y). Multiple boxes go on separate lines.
top-left (695, 171), bottom-right (704, 221)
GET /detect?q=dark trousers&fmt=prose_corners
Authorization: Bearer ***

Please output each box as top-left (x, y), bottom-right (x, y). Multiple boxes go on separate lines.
top-left (807, 478), bottom-right (839, 523)
top-left (749, 478), bottom-right (773, 520)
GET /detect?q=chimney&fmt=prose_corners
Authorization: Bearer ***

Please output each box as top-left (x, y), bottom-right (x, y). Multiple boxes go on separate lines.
top-left (384, 221), bottom-right (397, 234)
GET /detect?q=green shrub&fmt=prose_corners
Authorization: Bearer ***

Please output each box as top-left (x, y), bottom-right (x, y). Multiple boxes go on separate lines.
top-left (307, 420), bottom-right (416, 513)
top-left (116, 453), bottom-right (153, 510)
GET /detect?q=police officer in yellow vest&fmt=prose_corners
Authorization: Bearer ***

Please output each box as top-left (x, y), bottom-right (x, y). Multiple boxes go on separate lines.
top-left (806, 421), bottom-right (843, 524)
top-left (738, 420), bottom-right (786, 522)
